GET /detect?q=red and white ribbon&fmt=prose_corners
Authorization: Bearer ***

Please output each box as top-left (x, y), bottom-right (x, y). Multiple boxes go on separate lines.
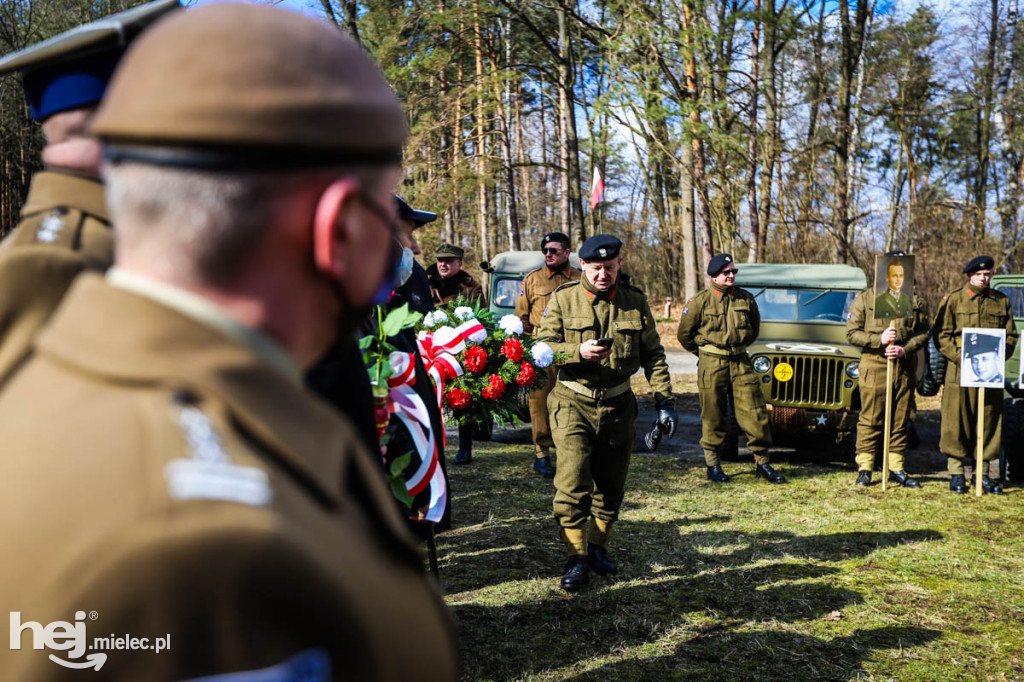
top-left (416, 319), bottom-right (485, 407)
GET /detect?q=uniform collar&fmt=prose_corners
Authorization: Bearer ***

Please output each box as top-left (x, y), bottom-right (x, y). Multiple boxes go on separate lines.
top-left (547, 261), bottom-right (570, 278)
top-left (35, 274), bottom-right (348, 507)
top-left (966, 283), bottom-right (988, 297)
top-left (711, 282), bottom-right (733, 297)
top-left (581, 275), bottom-right (616, 302)
top-left (19, 170), bottom-right (108, 220)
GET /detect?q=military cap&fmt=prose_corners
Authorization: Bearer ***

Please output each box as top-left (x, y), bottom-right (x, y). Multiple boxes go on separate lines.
top-left (395, 196), bottom-right (437, 228)
top-left (435, 243), bottom-right (464, 260)
top-left (963, 255), bottom-right (995, 274)
top-left (91, 4), bottom-right (407, 170)
top-left (707, 253), bottom-right (736, 276)
top-left (579, 234), bottom-right (622, 261)
top-left (884, 250), bottom-right (907, 257)
top-left (0, 0), bottom-right (180, 121)
top-left (541, 232), bottom-right (571, 249)
top-left (965, 332), bottom-right (1000, 355)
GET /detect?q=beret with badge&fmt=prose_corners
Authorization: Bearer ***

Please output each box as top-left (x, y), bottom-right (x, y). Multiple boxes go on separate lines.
top-left (541, 232), bottom-right (571, 249)
top-left (90, 3), bottom-right (407, 171)
top-left (963, 255), bottom-right (995, 274)
top-left (707, 253), bottom-right (735, 277)
top-left (579, 234), bottom-right (622, 261)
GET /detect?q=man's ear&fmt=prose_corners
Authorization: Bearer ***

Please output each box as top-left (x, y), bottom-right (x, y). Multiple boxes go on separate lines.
top-left (312, 178), bottom-right (361, 276)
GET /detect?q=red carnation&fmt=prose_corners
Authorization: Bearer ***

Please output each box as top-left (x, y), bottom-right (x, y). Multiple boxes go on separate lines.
top-left (515, 361), bottom-right (536, 387)
top-left (501, 338), bottom-right (524, 362)
top-left (481, 374), bottom-right (506, 400)
top-left (445, 387), bottom-right (472, 410)
top-left (464, 346), bottom-right (488, 373)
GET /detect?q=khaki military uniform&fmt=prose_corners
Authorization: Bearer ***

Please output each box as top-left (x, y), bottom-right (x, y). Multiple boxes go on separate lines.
top-left (0, 275), bottom-right (457, 681)
top-left (677, 284), bottom-right (772, 466)
top-left (0, 171), bottom-right (112, 383)
top-left (426, 263), bottom-right (485, 307)
top-left (846, 289), bottom-right (930, 473)
top-left (514, 263), bottom-right (582, 458)
top-left (537, 278), bottom-right (672, 555)
top-left (934, 284), bottom-right (1019, 472)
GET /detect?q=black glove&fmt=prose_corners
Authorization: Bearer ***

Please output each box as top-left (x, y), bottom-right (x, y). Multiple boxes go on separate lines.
top-left (656, 402), bottom-right (678, 439)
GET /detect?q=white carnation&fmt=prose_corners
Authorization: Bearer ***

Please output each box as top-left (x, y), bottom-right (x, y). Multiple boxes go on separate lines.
top-left (454, 306), bottom-right (476, 321)
top-left (424, 310), bottom-right (449, 327)
top-left (531, 342), bottom-right (554, 368)
top-left (499, 314), bottom-right (524, 336)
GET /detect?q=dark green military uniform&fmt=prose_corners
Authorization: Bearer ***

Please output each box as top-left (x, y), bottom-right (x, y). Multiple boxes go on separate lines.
top-left (677, 284), bottom-right (772, 466)
top-left (537, 277), bottom-right (672, 556)
top-left (515, 262), bottom-right (581, 459)
top-left (846, 289), bottom-right (929, 474)
top-left (874, 289), bottom-right (913, 319)
top-left (934, 284), bottom-right (1018, 472)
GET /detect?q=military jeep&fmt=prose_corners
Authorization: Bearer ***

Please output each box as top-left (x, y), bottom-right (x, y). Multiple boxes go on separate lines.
top-left (480, 250), bottom-right (581, 318)
top-left (732, 263), bottom-right (867, 450)
top-left (991, 274), bottom-right (1024, 480)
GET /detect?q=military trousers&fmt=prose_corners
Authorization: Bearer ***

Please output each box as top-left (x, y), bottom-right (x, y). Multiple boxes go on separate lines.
top-left (528, 366), bottom-right (558, 457)
top-left (548, 382), bottom-right (637, 529)
top-left (940, 362), bottom-right (1003, 473)
top-left (855, 353), bottom-right (911, 472)
top-left (697, 352), bottom-right (772, 466)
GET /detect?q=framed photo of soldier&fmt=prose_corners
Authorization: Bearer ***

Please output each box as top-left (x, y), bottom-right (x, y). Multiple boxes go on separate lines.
top-left (873, 254), bottom-right (915, 320)
top-left (960, 328), bottom-right (1006, 388)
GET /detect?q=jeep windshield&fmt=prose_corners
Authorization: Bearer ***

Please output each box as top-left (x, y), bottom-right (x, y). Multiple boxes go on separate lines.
top-left (747, 288), bottom-right (857, 323)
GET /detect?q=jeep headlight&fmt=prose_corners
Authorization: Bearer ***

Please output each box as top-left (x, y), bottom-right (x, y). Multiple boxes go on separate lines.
top-left (845, 361), bottom-right (860, 379)
top-left (752, 356), bottom-right (772, 374)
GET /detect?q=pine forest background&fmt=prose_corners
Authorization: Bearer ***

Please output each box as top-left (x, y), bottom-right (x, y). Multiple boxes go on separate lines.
top-left (3, 0), bottom-right (1024, 314)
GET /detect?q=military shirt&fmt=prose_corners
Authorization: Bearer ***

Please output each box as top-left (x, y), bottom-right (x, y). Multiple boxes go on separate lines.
top-left (934, 284), bottom-right (1018, 366)
top-left (514, 263), bottom-right (582, 335)
top-left (0, 275), bottom-right (457, 681)
top-left (847, 289), bottom-right (930, 359)
top-left (676, 285), bottom-right (760, 354)
top-left (873, 289), bottom-right (913, 319)
top-left (425, 263), bottom-right (485, 307)
top-left (537, 279), bottom-right (672, 405)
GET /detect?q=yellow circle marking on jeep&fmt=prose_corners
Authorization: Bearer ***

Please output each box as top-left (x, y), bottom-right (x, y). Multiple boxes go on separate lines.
top-left (774, 362), bottom-right (794, 382)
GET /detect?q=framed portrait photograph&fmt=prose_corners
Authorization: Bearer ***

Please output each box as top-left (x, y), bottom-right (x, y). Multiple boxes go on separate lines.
top-left (960, 327), bottom-right (1007, 388)
top-left (873, 254), bottom-right (915, 320)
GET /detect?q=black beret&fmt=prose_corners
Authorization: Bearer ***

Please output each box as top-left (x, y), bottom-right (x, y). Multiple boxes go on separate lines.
top-left (963, 255), bottom-right (994, 274)
top-left (965, 332), bottom-right (1000, 355)
top-left (541, 232), bottom-right (570, 249)
top-left (707, 253), bottom-right (735, 276)
top-left (395, 196), bottom-right (437, 228)
top-left (579, 234), bottom-right (622, 261)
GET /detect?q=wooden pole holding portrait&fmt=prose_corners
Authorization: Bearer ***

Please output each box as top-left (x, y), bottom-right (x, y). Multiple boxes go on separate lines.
top-left (873, 254), bottom-right (915, 492)
top-left (959, 327), bottom-right (1007, 497)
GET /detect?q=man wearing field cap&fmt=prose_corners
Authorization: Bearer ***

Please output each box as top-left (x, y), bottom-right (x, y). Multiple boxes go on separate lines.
top-left (934, 255), bottom-right (1018, 495)
top-left (538, 234), bottom-right (675, 591)
top-left (515, 231), bottom-right (581, 478)
top-left (0, 5), bottom-right (456, 680)
top-left (395, 195), bottom-right (437, 314)
top-left (0, 0), bottom-right (180, 384)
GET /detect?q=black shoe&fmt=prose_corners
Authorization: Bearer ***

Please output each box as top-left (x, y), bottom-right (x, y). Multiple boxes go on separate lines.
top-left (706, 465), bottom-right (730, 482)
top-left (855, 470), bottom-right (872, 487)
top-left (982, 475), bottom-right (1004, 495)
top-left (755, 462), bottom-right (786, 484)
top-left (889, 470), bottom-right (920, 488)
top-left (560, 555), bottom-right (590, 592)
top-left (587, 543), bottom-right (618, 575)
top-left (453, 448), bottom-right (472, 465)
top-left (533, 455), bottom-right (556, 478)
top-left (950, 474), bottom-right (968, 494)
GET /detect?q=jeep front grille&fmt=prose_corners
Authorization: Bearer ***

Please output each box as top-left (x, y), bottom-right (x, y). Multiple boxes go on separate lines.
top-left (769, 355), bottom-right (845, 408)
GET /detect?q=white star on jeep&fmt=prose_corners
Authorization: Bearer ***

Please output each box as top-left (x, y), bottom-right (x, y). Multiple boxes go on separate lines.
top-left (816, 415), bottom-right (827, 427)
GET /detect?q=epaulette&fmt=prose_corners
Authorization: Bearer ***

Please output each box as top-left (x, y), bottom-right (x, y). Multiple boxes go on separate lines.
top-left (620, 280), bottom-right (644, 295)
top-left (524, 266), bottom-right (545, 278)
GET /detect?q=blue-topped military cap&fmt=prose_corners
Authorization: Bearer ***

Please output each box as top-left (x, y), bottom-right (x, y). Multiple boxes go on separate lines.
top-left (963, 255), bottom-right (994, 274)
top-left (0, 0), bottom-right (180, 121)
top-left (579, 234), bottom-right (622, 261)
top-left (395, 196), bottom-right (437, 228)
top-left (707, 253), bottom-right (735, 276)
top-left (541, 232), bottom-right (570, 249)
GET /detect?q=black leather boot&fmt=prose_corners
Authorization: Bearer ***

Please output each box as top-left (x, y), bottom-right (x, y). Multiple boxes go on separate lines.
top-left (533, 455), bottom-right (556, 478)
top-left (454, 424), bottom-right (473, 465)
top-left (982, 475), bottom-right (1004, 495)
top-left (587, 543), bottom-right (617, 575)
top-left (855, 470), bottom-right (872, 487)
top-left (706, 465), bottom-right (730, 482)
top-left (755, 462), bottom-right (786, 483)
top-left (949, 474), bottom-right (968, 494)
top-left (889, 470), bottom-right (920, 488)
top-left (560, 555), bottom-right (590, 591)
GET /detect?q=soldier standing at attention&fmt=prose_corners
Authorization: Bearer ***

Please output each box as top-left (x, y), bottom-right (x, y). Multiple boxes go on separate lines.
top-left (0, 0), bottom-right (180, 383)
top-left (677, 253), bottom-right (785, 484)
top-left (934, 255), bottom-right (1018, 495)
top-left (846, 251), bottom-right (930, 487)
top-left (514, 231), bottom-right (582, 478)
top-left (537, 234), bottom-right (677, 592)
top-left (0, 5), bottom-right (456, 679)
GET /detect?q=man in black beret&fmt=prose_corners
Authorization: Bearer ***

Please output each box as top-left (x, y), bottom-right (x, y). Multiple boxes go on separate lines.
top-left (677, 253), bottom-right (785, 484)
top-left (514, 232), bottom-right (581, 477)
top-left (933, 255), bottom-right (1018, 494)
top-left (537, 234), bottom-right (676, 590)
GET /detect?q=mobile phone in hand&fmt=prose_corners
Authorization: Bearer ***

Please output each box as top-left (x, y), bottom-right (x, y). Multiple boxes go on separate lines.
top-left (595, 337), bottom-right (613, 348)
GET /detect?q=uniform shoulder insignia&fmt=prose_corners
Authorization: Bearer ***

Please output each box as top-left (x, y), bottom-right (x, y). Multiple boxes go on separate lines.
top-left (553, 281), bottom-right (580, 293)
top-left (36, 208), bottom-right (68, 243)
top-left (165, 397), bottom-right (273, 508)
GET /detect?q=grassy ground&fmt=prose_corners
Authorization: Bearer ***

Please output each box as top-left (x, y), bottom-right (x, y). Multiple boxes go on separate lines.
top-left (437, 381), bottom-right (1024, 681)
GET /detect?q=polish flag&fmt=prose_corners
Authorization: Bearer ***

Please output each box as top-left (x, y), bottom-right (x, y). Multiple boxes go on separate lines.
top-left (590, 167), bottom-right (605, 210)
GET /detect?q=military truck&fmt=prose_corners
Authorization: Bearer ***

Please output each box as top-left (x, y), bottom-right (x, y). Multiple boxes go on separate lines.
top-left (991, 274), bottom-right (1024, 481)
top-left (480, 250), bottom-right (581, 318)
top-left (722, 263), bottom-right (867, 456)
